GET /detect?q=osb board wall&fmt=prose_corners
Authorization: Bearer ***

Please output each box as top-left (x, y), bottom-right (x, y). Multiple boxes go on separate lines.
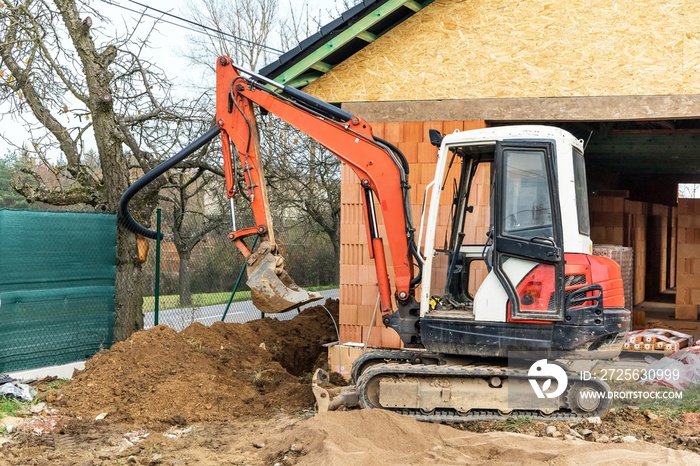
top-left (676, 199), bottom-right (700, 320)
top-left (339, 120), bottom-right (487, 347)
top-left (304, 0), bottom-right (700, 102)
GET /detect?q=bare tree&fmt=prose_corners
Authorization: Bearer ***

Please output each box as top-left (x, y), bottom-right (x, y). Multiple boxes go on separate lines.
top-left (160, 169), bottom-right (227, 306)
top-left (183, 0), bottom-right (280, 74)
top-left (260, 117), bottom-right (341, 262)
top-left (0, 0), bottom-right (218, 340)
top-left (679, 183), bottom-right (700, 199)
top-left (185, 0), bottom-right (342, 273)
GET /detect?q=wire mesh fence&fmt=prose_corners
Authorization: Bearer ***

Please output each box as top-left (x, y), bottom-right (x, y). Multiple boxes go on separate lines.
top-left (141, 210), bottom-right (340, 331)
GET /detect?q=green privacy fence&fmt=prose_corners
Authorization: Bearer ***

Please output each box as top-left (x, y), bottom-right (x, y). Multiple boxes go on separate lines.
top-left (0, 210), bottom-right (117, 372)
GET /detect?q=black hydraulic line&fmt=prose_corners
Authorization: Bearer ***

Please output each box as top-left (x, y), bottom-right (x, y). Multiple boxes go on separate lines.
top-left (118, 125), bottom-right (221, 239)
top-left (228, 61), bottom-right (351, 123)
top-left (368, 135), bottom-right (423, 288)
top-left (281, 85), bottom-right (353, 122)
top-left (409, 240), bottom-right (423, 288)
top-left (373, 135), bottom-right (410, 175)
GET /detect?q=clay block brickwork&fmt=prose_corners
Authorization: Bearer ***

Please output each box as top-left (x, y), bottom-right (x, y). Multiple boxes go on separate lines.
top-left (339, 120), bottom-right (487, 346)
top-left (676, 199), bottom-right (700, 320)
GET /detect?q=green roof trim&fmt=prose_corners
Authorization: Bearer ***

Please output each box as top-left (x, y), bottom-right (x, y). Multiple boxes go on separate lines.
top-left (311, 61), bottom-right (334, 73)
top-left (404, 1), bottom-right (423, 12)
top-left (357, 31), bottom-right (379, 43)
top-left (269, 0), bottom-right (434, 88)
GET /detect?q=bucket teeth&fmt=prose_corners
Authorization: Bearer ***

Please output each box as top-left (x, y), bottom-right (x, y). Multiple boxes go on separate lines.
top-left (246, 241), bottom-right (322, 314)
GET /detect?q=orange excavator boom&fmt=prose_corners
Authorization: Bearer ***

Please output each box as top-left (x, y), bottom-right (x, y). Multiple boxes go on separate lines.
top-left (214, 56), bottom-right (421, 317)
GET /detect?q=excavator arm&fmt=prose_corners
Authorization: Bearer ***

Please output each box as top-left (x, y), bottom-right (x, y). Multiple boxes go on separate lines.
top-left (119, 56), bottom-right (422, 342)
top-left (215, 56), bottom-right (421, 327)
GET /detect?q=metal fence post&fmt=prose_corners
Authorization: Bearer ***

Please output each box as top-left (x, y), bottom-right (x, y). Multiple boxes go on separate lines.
top-left (154, 208), bottom-right (162, 326)
top-left (221, 234), bottom-right (259, 322)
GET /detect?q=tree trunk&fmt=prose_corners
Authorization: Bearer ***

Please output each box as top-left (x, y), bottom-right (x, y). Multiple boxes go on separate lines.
top-left (330, 229), bottom-right (340, 266)
top-left (112, 226), bottom-right (144, 341)
top-left (179, 250), bottom-right (193, 306)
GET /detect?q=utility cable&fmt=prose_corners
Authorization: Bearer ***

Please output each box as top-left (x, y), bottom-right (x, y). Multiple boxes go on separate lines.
top-left (124, 0), bottom-right (284, 54)
top-left (92, 0), bottom-right (284, 56)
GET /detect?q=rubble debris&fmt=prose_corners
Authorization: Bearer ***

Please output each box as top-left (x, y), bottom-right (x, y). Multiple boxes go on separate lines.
top-left (0, 382), bottom-right (36, 402)
top-left (644, 345), bottom-right (700, 390)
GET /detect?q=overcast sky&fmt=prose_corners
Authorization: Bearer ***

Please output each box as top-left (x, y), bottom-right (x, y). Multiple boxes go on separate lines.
top-left (0, 0), bottom-right (345, 158)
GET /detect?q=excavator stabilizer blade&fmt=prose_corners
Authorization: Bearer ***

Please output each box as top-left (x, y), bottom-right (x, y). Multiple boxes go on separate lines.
top-left (246, 241), bottom-right (322, 314)
top-left (312, 369), bottom-right (359, 413)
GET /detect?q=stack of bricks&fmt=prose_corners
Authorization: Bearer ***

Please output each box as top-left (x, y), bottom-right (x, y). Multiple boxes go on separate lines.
top-left (647, 203), bottom-right (671, 297)
top-left (589, 196), bottom-right (650, 306)
top-left (670, 205), bottom-right (678, 289)
top-left (338, 120), bottom-right (487, 347)
top-left (676, 199), bottom-right (700, 320)
top-left (589, 196), bottom-right (626, 245)
top-left (627, 200), bottom-right (648, 305)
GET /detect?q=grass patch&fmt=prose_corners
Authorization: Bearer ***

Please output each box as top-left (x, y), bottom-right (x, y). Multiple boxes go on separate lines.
top-left (46, 379), bottom-right (70, 391)
top-left (636, 385), bottom-right (700, 417)
top-left (143, 285), bottom-right (337, 311)
top-left (0, 396), bottom-right (23, 418)
top-left (495, 416), bottom-right (533, 432)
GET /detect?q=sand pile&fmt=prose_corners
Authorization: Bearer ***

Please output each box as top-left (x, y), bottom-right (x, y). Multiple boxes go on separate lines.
top-left (263, 410), bottom-right (700, 466)
top-left (47, 300), bottom-right (339, 425)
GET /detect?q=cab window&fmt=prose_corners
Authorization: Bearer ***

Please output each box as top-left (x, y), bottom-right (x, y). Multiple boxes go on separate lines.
top-left (502, 149), bottom-right (554, 240)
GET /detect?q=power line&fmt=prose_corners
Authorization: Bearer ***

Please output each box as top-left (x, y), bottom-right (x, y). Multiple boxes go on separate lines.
top-left (123, 0), bottom-right (285, 54)
top-left (93, 0), bottom-right (284, 56)
top-left (93, 0), bottom-right (225, 44)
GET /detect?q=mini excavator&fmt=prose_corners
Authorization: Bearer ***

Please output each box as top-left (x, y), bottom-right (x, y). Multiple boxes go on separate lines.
top-left (120, 57), bottom-right (630, 421)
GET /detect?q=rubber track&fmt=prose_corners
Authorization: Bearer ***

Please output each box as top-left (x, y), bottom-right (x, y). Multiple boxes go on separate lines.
top-left (356, 362), bottom-right (611, 422)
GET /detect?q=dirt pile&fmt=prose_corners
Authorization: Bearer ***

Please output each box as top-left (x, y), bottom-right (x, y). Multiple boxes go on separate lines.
top-left (47, 299), bottom-right (338, 426)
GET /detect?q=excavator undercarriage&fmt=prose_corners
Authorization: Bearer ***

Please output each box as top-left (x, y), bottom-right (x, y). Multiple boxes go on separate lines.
top-left (313, 349), bottom-right (613, 422)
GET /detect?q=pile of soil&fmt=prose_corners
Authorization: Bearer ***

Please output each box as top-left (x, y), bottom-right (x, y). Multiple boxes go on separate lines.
top-left (46, 299), bottom-right (339, 426)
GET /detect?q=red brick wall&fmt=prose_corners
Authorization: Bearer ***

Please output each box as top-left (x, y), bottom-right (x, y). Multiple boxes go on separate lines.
top-left (339, 120), bottom-right (487, 347)
top-left (676, 199), bottom-right (700, 320)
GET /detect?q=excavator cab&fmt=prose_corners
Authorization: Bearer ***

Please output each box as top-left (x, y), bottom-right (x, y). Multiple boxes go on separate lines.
top-left (324, 127), bottom-right (629, 420)
top-left (416, 126), bottom-right (629, 358)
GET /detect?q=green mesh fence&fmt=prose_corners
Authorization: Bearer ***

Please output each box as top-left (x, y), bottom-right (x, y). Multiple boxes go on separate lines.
top-left (0, 210), bottom-right (116, 372)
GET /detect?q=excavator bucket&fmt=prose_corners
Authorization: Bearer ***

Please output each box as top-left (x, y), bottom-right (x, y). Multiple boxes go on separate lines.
top-left (246, 241), bottom-right (322, 314)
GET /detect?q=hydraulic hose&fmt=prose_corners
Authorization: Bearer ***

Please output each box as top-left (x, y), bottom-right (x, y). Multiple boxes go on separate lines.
top-left (282, 85), bottom-right (353, 122)
top-left (118, 125), bottom-right (221, 239)
top-left (372, 135), bottom-right (423, 288)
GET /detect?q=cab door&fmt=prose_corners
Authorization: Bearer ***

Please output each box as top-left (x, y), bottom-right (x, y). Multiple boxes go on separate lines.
top-left (492, 140), bottom-right (565, 321)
